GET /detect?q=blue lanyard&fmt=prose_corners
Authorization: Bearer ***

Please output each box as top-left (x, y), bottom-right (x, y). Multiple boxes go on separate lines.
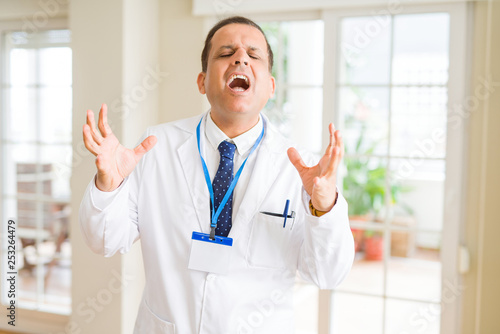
top-left (196, 115), bottom-right (265, 235)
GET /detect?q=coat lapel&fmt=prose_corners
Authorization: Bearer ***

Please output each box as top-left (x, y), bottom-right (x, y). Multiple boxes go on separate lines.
top-left (230, 118), bottom-right (282, 239)
top-left (176, 115), bottom-right (211, 234)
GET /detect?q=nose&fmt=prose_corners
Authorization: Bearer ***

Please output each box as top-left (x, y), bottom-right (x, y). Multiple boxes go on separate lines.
top-left (233, 48), bottom-right (249, 66)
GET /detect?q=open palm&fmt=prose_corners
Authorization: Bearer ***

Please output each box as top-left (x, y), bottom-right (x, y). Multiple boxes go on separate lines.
top-left (287, 123), bottom-right (344, 212)
top-left (82, 104), bottom-right (157, 191)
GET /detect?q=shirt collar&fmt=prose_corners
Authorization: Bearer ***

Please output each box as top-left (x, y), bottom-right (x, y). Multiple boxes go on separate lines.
top-left (205, 111), bottom-right (263, 157)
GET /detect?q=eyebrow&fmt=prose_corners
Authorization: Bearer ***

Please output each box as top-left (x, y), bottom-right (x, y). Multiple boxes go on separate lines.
top-left (215, 45), bottom-right (263, 53)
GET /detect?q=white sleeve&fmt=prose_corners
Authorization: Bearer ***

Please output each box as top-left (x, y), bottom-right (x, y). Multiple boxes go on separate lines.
top-left (297, 188), bottom-right (355, 289)
top-left (77, 123), bottom-right (150, 259)
top-left (78, 169), bottom-right (140, 257)
top-left (90, 175), bottom-right (121, 210)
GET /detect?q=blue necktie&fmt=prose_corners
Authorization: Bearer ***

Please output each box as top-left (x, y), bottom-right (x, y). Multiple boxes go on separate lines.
top-left (211, 141), bottom-right (236, 237)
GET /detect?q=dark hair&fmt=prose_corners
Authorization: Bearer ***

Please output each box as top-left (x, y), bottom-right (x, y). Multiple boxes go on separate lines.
top-left (201, 16), bottom-right (274, 73)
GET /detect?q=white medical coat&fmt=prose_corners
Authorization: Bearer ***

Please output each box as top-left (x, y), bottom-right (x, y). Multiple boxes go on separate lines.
top-left (79, 112), bottom-right (354, 334)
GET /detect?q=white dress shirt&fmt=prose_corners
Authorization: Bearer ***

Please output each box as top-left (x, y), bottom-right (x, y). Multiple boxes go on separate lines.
top-left (202, 111), bottom-right (263, 225)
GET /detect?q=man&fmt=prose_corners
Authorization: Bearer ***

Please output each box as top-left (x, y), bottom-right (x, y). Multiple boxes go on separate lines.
top-left (80, 16), bottom-right (354, 334)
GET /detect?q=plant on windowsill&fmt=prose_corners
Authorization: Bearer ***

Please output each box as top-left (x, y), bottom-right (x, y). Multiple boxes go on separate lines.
top-left (343, 124), bottom-right (413, 260)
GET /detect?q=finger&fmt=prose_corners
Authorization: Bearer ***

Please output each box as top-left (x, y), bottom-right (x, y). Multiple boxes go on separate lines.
top-left (98, 103), bottom-right (112, 137)
top-left (287, 147), bottom-right (308, 173)
top-left (86, 110), bottom-right (103, 144)
top-left (338, 129), bottom-right (345, 160)
top-left (82, 124), bottom-right (100, 156)
top-left (324, 130), bottom-right (343, 177)
top-left (323, 123), bottom-right (336, 157)
top-left (133, 135), bottom-right (157, 160)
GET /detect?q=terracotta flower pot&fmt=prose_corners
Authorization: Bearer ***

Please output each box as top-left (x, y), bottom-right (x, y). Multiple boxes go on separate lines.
top-left (350, 228), bottom-right (364, 252)
top-left (364, 236), bottom-right (384, 261)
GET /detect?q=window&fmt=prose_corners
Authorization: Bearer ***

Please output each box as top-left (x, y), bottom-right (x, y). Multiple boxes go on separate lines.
top-left (325, 8), bottom-right (463, 333)
top-left (259, 3), bottom-right (465, 333)
top-left (1, 29), bottom-right (72, 314)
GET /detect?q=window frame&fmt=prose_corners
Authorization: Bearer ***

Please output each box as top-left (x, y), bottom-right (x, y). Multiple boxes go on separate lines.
top-left (323, 2), bottom-right (469, 333)
top-left (0, 17), bottom-right (72, 334)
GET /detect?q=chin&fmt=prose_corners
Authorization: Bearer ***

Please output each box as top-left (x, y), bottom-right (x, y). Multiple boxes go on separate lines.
top-left (223, 102), bottom-right (254, 115)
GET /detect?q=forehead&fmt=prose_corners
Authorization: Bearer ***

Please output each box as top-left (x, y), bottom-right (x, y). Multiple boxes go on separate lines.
top-left (210, 23), bottom-right (268, 52)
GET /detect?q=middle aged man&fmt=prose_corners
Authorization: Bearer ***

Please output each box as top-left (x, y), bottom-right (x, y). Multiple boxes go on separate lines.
top-left (80, 16), bottom-right (354, 334)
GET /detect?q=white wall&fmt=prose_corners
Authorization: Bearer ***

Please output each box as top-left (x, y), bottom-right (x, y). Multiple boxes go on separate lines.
top-left (0, 0), bottom-right (68, 21)
top-left (158, 0), bottom-right (206, 123)
top-left (70, 0), bottom-right (125, 333)
top-left (70, 0), bottom-right (160, 333)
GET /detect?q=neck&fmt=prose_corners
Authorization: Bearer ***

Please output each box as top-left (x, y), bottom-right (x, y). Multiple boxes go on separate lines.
top-left (209, 111), bottom-right (259, 138)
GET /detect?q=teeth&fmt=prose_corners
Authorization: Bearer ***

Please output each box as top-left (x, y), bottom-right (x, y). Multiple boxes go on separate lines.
top-left (229, 74), bottom-right (249, 84)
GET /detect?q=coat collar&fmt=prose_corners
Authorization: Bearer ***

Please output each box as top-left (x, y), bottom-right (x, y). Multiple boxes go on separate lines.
top-left (175, 111), bottom-right (283, 239)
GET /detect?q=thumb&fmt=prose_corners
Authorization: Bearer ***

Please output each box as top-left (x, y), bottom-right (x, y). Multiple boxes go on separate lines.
top-left (133, 135), bottom-right (157, 159)
top-left (287, 147), bottom-right (307, 173)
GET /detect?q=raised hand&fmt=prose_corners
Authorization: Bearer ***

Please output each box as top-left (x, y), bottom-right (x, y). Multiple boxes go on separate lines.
top-left (82, 103), bottom-right (157, 192)
top-left (287, 123), bottom-right (344, 212)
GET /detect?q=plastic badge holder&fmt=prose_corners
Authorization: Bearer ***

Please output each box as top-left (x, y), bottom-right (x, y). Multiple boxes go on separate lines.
top-left (188, 232), bottom-right (233, 275)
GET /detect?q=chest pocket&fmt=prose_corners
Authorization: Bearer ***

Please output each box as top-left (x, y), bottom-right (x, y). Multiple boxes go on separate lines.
top-left (246, 212), bottom-right (297, 270)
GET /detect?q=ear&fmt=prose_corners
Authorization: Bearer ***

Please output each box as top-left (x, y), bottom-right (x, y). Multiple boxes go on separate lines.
top-left (268, 75), bottom-right (276, 98)
top-left (197, 72), bottom-right (206, 94)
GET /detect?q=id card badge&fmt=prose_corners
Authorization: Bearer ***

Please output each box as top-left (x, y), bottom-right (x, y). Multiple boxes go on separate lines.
top-left (188, 232), bottom-right (233, 275)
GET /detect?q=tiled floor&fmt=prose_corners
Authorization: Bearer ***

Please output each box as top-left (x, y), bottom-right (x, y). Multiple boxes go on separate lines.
top-left (294, 248), bottom-right (442, 334)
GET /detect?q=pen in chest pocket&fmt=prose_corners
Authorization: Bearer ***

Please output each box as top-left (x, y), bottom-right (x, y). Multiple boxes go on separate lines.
top-left (259, 199), bottom-right (296, 229)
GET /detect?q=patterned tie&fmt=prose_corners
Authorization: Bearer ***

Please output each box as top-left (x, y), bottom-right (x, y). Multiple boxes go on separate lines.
top-left (212, 141), bottom-right (237, 237)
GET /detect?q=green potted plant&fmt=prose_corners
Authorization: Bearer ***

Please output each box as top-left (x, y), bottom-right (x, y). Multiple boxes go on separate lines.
top-left (343, 124), bottom-right (411, 260)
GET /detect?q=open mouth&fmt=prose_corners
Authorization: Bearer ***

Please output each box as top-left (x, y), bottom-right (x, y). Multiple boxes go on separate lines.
top-left (228, 74), bottom-right (250, 92)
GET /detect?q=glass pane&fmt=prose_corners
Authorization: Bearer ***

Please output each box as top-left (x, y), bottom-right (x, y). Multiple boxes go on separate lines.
top-left (16, 203), bottom-right (71, 311)
top-left (385, 298), bottom-right (441, 334)
top-left (2, 144), bottom-right (38, 197)
top-left (339, 16), bottom-right (392, 85)
top-left (287, 87), bottom-right (323, 153)
top-left (387, 232), bottom-right (441, 301)
top-left (5, 87), bottom-right (37, 142)
top-left (332, 292), bottom-right (384, 334)
top-left (261, 21), bottom-right (324, 86)
top-left (286, 20), bottom-right (324, 86)
top-left (336, 230), bottom-right (385, 295)
top-left (40, 86), bottom-right (72, 143)
top-left (39, 203), bottom-right (72, 310)
top-left (391, 157), bottom-right (445, 183)
top-left (391, 86), bottom-right (448, 158)
top-left (9, 48), bottom-right (37, 86)
top-left (344, 157), bottom-right (388, 219)
top-left (340, 87), bottom-right (389, 156)
top-left (41, 145), bottom-right (72, 200)
top-left (294, 282), bottom-right (318, 334)
top-left (259, 22), bottom-right (281, 80)
top-left (39, 47), bottom-right (72, 86)
top-left (390, 158), bottom-right (445, 231)
top-left (392, 13), bottom-right (450, 85)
